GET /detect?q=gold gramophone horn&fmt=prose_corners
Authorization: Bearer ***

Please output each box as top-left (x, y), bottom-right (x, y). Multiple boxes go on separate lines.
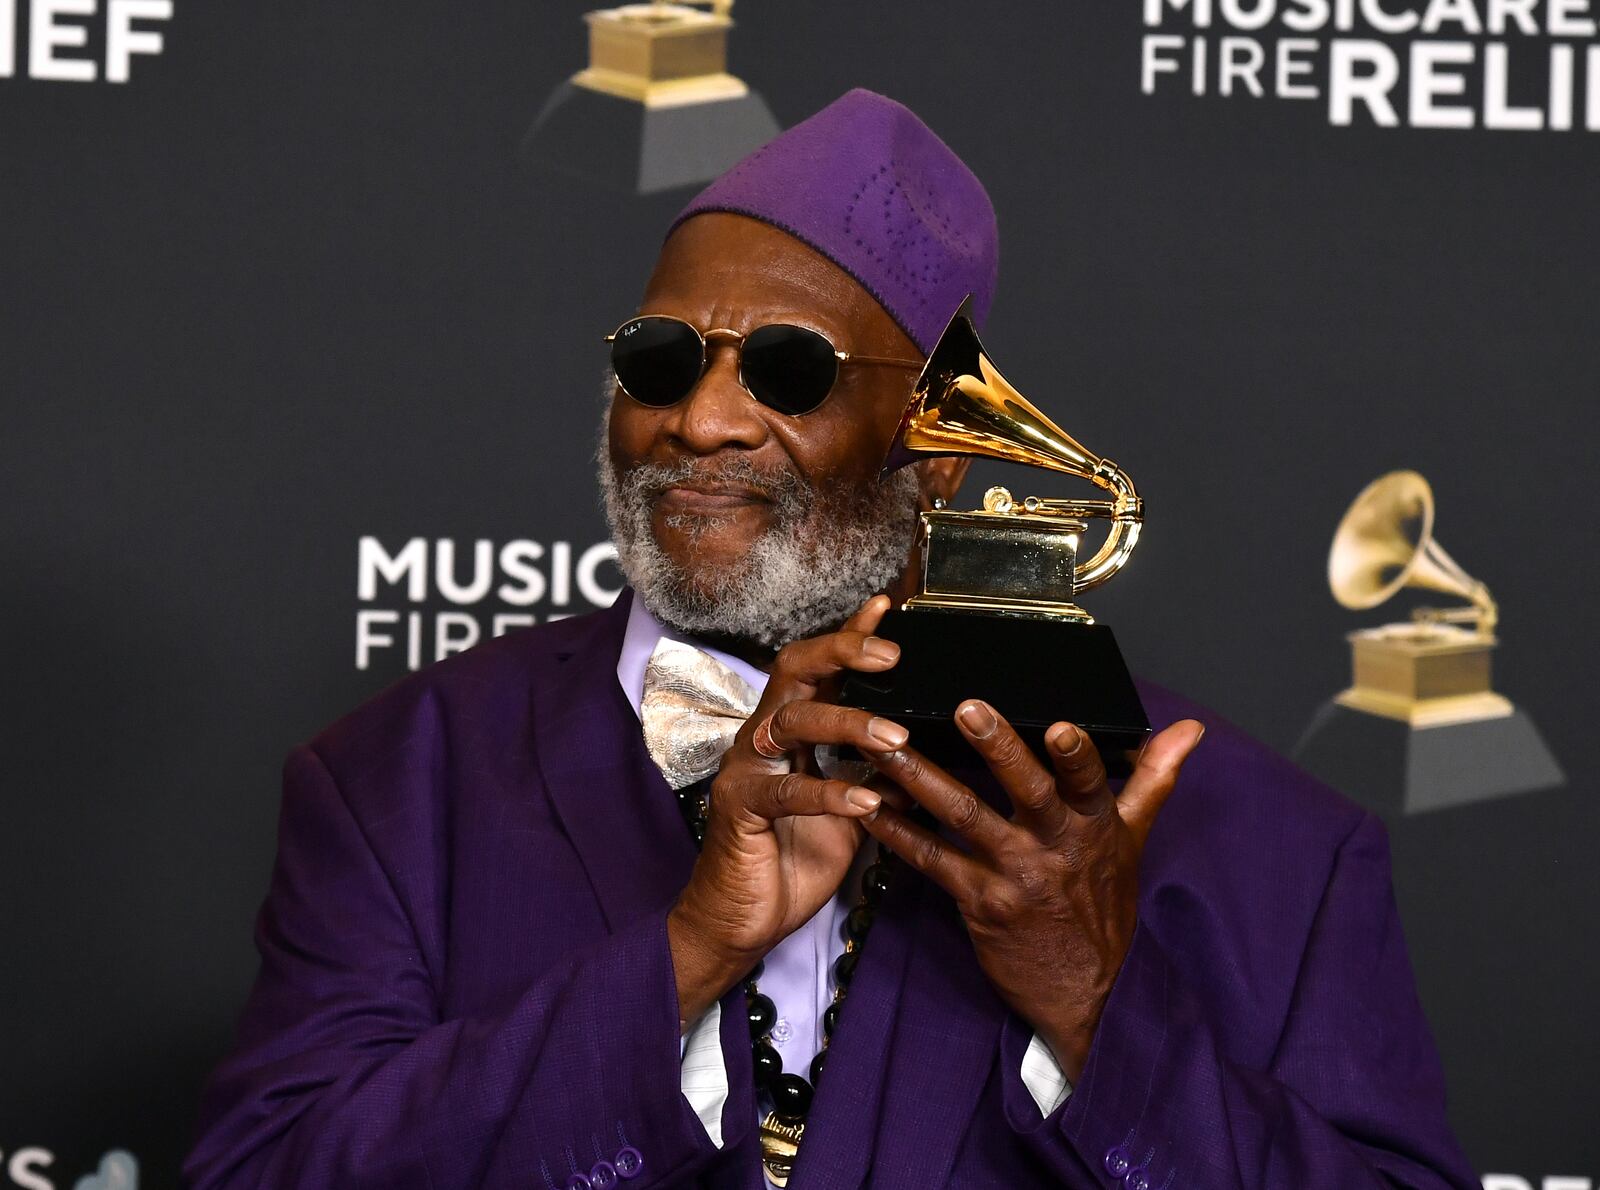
top-left (883, 297), bottom-right (1143, 595)
top-left (1327, 470), bottom-right (1497, 635)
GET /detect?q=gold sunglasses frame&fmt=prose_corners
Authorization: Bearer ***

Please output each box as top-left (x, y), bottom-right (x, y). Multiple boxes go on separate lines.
top-left (604, 314), bottom-right (924, 413)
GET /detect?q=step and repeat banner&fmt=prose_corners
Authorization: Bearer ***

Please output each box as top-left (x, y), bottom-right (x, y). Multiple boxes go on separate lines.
top-left (2, 1), bottom-right (1595, 1186)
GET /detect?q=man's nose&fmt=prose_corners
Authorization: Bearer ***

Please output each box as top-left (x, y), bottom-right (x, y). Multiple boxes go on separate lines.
top-left (665, 342), bottom-right (768, 454)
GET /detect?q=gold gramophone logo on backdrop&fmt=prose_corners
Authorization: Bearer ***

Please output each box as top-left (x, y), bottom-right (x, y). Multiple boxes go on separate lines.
top-left (1329, 470), bottom-right (1504, 727)
top-left (1293, 470), bottom-right (1563, 816)
top-left (522, 0), bottom-right (780, 194)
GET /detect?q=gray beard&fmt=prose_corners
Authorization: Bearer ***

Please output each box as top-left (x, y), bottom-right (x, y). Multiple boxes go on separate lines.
top-left (597, 422), bottom-right (924, 651)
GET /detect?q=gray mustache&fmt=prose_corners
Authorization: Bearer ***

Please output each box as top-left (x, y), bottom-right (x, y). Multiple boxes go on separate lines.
top-left (621, 456), bottom-right (811, 506)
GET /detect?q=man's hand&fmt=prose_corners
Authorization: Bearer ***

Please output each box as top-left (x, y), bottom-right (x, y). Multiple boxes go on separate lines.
top-left (666, 595), bottom-right (912, 1029)
top-left (860, 702), bottom-right (1205, 1082)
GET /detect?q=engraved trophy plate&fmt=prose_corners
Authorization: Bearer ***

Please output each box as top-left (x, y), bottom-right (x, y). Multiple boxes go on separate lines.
top-left (913, 509), bottom-right (1086, 620)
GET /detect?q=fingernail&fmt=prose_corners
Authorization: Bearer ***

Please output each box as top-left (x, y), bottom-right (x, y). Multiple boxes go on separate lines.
top-left (867, 717), bottom-right (909, 748)
top-left (1193, 723), bottom-right (1207, 747)
top-left (1049, 723), bottom-right (1083, 754)
top-left (846, 786), bottom-right (881, 812)
top-left (863, 637), bottom-right (899, 664)
top-left (958, 700), bottom-right (996, 738)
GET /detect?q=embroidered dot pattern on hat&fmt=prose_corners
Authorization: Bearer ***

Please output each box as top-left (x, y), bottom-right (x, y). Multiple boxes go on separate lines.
top-left (841, 158), bottom-right (979, 334)
top-left (667, 89), bottom-right (999, 356)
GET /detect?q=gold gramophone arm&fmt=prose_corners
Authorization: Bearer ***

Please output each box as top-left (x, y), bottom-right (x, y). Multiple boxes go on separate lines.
top-left (1406, 537), bottom-right (1499, 637)
top-left (1072, 461), bottom-right (1144, 595)
top-left (1411, 581), bottom-right (1499, 637)
top-left (1027, 498), bottom-right (1117, 518)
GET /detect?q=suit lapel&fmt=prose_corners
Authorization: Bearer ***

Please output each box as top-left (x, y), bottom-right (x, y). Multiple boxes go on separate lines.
top-left (532, 594), bottom-right (770, 1188)
top-left (530, 591), bottom-right (698, 930)
top-left (870, 873), bottom-right (1006, 1187)
top-left (790, 865), bottom-right (1006, 1189)
top-left (785, 860), bottom-right (917, 1189)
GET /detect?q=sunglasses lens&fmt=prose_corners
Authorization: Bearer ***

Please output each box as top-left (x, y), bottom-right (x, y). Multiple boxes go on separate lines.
top-left (610, 317), bottom-right (704, 407)
top-left (740, 324), bottom-right (839, 415)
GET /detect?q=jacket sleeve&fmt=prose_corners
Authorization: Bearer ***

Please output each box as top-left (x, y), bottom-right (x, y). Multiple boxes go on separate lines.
top-left (996, 813), bottom-right (1478, 1189)
top-left (183, 745), bottom-right (745, 1190)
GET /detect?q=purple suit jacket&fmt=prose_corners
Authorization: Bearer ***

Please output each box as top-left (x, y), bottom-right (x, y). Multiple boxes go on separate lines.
top-left (184, 591), bottom-right (1476, 1189)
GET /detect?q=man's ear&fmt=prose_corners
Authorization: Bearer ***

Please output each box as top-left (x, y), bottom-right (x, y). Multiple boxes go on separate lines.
top-left (914, 457), bottom-right (969, 510)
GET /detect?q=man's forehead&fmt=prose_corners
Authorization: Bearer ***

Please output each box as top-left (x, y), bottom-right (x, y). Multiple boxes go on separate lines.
top-left (643, 215), bottom-right (878, 334)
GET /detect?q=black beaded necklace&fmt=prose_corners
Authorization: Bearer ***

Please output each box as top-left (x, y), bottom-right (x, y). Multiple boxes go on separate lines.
top-left (674, 780), bottom-right (892, 1187)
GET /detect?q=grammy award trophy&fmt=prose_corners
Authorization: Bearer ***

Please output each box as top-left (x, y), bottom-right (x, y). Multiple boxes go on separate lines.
top-left (839, 297), bottom-right (1151, 770)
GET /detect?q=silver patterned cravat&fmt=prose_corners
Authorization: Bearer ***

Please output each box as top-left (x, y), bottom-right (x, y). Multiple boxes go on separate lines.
top-left (641, 637), bottom-right (762, 790)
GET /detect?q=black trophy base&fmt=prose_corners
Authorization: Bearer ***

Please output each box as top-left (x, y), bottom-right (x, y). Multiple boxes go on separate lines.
top-left (837, 609), bottom-right (1150, 773)
top-left (1292, 700), bottom-right (1564, 817)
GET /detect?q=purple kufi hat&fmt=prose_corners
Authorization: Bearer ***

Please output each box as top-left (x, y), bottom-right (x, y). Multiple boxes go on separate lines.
top-left (668, 88), bottom-right (999, 355)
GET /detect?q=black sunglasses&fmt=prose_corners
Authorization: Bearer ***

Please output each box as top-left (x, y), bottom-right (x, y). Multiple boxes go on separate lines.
top-left (605, 314), bottom-right (924, 416)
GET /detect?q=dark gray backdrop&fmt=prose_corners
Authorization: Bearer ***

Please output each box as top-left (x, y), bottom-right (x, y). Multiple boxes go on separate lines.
top-left (2, 2), bottom-right (1595, 1186)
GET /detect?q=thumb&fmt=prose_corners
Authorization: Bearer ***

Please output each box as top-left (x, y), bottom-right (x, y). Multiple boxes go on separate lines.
top-left (1118, 719), bottom-right (1205, 845)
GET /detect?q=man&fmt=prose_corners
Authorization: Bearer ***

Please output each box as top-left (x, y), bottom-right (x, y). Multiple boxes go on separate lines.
top-left (184, 90), bottom-right (1476, 1189)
